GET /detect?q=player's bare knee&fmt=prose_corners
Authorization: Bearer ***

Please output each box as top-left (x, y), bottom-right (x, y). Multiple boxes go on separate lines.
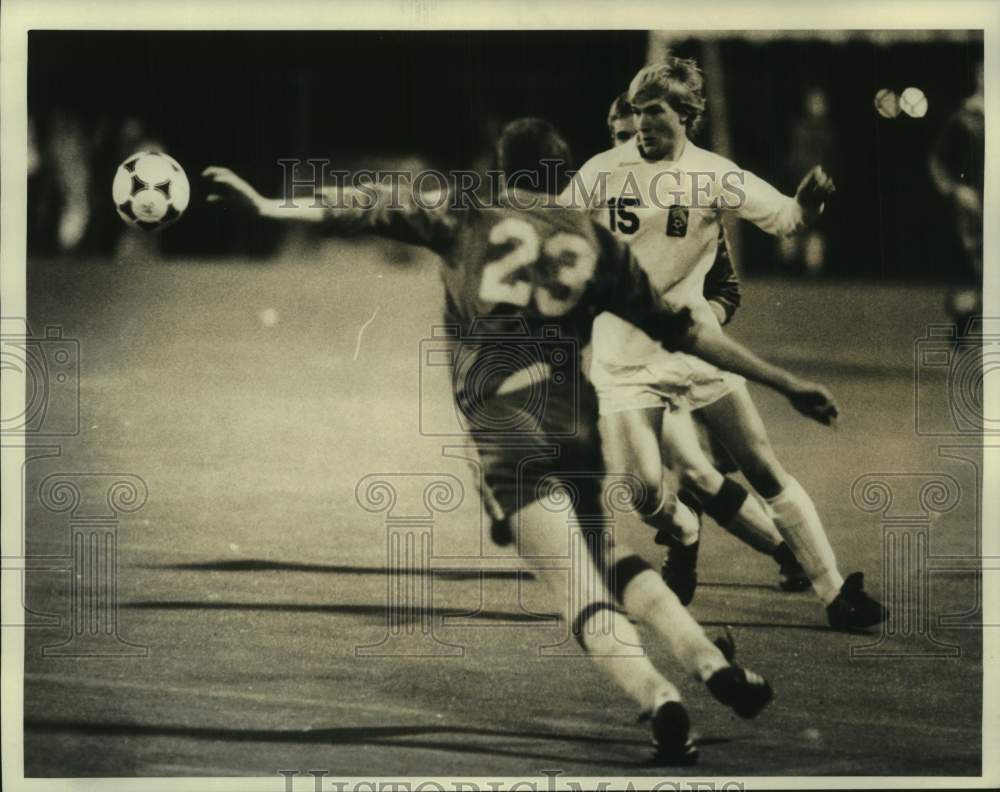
top-left (631, 477), bottom-right (666, 517)
top-left (678, 464), bottom-right (723, 498)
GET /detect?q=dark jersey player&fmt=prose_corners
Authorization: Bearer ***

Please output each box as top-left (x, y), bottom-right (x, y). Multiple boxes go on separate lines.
top-left (203, 118), bottom-right (837, 765)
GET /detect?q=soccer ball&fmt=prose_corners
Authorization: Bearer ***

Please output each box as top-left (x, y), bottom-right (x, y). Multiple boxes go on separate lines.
top-left (112, 151), bottom-right (190, 230)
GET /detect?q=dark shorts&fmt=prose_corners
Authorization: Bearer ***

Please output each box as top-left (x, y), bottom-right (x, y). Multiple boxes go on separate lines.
top-left (461, 375), bottom-right (605, 522)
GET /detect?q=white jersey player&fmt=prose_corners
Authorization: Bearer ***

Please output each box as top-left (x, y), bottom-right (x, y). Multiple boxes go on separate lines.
top-left (566, 58), bottom-right (886, 631)
top-left (597, 93), bottom-right (812, 595)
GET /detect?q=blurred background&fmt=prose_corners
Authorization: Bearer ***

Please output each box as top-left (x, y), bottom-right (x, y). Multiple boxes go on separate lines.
top-left (28, 30), bottom-right (983, 282)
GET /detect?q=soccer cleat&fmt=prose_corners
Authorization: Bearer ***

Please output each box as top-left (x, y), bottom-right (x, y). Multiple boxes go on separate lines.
top-left (772, 542), bottom-right (812, 592)
top-left (489, 516), bottom-right (513, 546)
top-left (644, 700), bottom-right (699, 765)
top-left (661, 539), bottom-right (699, 606)
top-left (826, 571), bottom-right (888, 631)
top-left (706, 664), bottom-right (774, 719)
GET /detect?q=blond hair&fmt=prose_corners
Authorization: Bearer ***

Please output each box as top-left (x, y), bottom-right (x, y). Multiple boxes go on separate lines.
top-left (628, 56), bottom-right (706, 135)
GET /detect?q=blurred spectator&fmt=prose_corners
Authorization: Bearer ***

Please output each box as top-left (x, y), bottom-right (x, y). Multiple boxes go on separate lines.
top-left (778, 87), bottom-right (837, 275)
top-left (27, 114), bottom-right (59, 254)
top-left (929, 60), bottom-right (983, 334)
top-left (49, 112), bottom-right (91, 252)
top-left (27, 110), bottom-right (168, 259)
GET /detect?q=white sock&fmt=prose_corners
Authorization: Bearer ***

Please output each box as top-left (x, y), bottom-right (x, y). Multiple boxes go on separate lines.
top-left (673, 499), bottom-right (700, 546)
top-left (582, 610), bottom-right (682, 712)
top-left (721, 493), bottom-right (782, 555)
top-left (766, 477), bottom-right (844, 604)
top-left (646, 492), bottom-right (701, 546)
top-left (621, 569), bottom-right (728, 681)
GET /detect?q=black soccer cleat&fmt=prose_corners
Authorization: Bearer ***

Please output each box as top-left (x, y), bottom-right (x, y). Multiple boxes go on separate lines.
top-left (706, 664), bottom-right (774, 719)
top-left (489, 515), bottom-right (513, 547)
top-left (772, 542), bottom-right (812, 593)
top-left (661, 539), bottom-right (699, 606)
top-left (826, 571), bottom-right (888, 631)
top-left (646, 700), bottom-right (699, 766)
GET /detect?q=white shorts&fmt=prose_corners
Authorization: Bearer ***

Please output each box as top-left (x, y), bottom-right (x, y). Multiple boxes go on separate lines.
top-left (590, 348), bottom-right (744, 416)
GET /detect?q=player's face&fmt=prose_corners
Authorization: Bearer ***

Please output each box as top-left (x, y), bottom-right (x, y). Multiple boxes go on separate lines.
top-left (609, 116), bottom-right (637, 147)
top-left (632, 98), bottom-right (686, 160)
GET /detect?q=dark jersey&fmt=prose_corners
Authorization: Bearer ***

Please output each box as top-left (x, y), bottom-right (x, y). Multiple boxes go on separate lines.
top-left (319, 184), bottom-right (693, 516)
top-left (321, 185), bottom-right (693, 406)
top-left (703, 225), bottom-right (741, 324)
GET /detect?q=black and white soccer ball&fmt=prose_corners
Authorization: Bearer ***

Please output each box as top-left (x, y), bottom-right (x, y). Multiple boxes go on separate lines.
top-left (112, 151), bottom-right (190, 230)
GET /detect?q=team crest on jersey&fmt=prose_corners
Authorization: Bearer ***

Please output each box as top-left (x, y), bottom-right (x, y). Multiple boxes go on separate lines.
top-left (667, 205), bottom-right (689, 237)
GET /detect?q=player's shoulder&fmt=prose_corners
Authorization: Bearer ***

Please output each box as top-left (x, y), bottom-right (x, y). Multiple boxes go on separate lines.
top-left (682, 140), bottom-right (740, 175)
top-left (563, 139), bottom-right (642, 207)
top-left (537, 202), bottom-right (600, 240)
top-left (579, 138), bottom-right (644, 174)
top-left (506, 200), bottom-right (607, 252)
top-left (476, 195), bottom-right (589, 235)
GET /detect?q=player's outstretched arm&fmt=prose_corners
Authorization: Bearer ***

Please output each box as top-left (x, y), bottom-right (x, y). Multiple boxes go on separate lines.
top-left (679, 319), bottom-right (838, 426)
top-left (203, 166), bottom-right (322, 221)
top-left (733, 163), bottom-right (835, 236)
top-left (596, 226), bottom-right (837, 425)
top-left (203, 166), bottom-right (458, 252)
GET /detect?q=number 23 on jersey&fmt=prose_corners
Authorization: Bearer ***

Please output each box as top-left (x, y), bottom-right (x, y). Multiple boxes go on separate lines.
top-left (479, 218), bottom-right (597, 316)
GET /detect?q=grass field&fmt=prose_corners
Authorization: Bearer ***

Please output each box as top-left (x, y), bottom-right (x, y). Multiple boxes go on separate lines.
top-left (19, 241), bottom-right (982, 777)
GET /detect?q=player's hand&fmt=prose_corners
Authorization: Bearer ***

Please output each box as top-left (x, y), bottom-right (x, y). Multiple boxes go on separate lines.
top-left (795, 165), bottom-right (836, 212)
top-left (202, 166), bottom-right (268, 216)
top-left (784, 378), bottom-right (839, 426)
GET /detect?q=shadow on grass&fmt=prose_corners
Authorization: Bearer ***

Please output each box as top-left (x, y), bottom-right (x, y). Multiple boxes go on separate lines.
top-left (24, 718), bottom-right (736, 769)
top-left (123, 598), bottom-right (836, 632)
top-left (143, 560), bottom-right (533, 581)
top-left (123, 600), bottom-right (555, 623)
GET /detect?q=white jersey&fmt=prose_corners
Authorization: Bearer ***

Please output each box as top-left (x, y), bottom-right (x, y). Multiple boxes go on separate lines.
top-left (564, 137), bottom-right (804, 365)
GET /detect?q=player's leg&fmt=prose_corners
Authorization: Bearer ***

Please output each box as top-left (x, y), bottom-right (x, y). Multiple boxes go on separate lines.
top-left (600, 532), bottom-right (774, 721)
top-left (615, 353), bottom-right (808, 597)
top-left (512, 493), bottom-right (697, 763)
top-left (657, 408), bottom-right (805, 601)
top-left (677, 418), bottom-right (810, 592)
top-left (661, 409), bottom-right (783, 554)
top-left (599, 407), bottom-right (699, 546)
top-left (697, 384), bottom-right (887, 628)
